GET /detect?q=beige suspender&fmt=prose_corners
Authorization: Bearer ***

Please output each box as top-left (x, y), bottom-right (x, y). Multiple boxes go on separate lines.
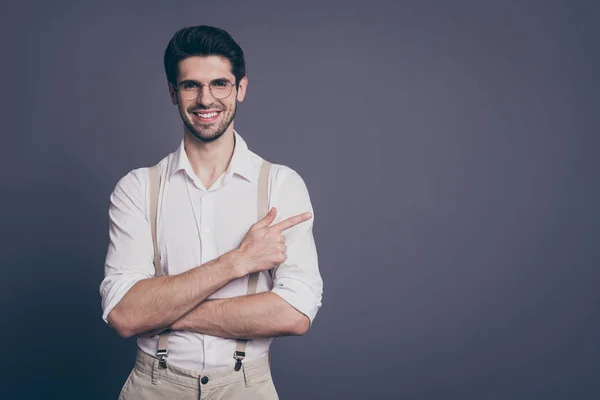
top-left (148, 164), bottom-right (170, 368)
top-left (147, 160), bottom-right (272, 370)
top-left (233, 159), bottom-right (272, 371)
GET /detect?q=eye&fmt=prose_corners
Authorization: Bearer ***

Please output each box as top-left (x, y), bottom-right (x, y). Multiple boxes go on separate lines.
top-left (180, 81), bottom-right (198, 90)
top-left (211, 80), bottom-right (229, 88)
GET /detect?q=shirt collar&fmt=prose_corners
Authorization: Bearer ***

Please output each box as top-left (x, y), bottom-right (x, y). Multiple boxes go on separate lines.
top-left (168, 130), bottom-right (255, 184)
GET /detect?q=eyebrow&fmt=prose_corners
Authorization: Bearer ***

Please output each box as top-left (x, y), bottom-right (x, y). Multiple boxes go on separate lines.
top-left (178, 78), bottom-right (232, 85)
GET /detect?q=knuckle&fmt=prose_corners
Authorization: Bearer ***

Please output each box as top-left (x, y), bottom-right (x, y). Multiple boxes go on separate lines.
top-left (273, 248), bottom-right (286, 262)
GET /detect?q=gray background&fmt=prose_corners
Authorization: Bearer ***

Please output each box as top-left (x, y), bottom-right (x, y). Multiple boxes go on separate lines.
top-left (1, 0), bottom-right (599, 399)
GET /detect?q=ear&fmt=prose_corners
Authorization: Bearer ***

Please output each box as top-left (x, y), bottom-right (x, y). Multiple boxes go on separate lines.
top-left (168, 82), bottom-right (178, 105)
top-left (236, 76), bottom-right (248, 102)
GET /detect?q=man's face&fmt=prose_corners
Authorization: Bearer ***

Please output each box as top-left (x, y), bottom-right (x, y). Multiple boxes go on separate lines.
top-left (169, 55), bottom-right (247, 143)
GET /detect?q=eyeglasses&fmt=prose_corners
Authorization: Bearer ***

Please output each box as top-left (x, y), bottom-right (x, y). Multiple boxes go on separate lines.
top-left (175, 79), bottom-right (236, 100)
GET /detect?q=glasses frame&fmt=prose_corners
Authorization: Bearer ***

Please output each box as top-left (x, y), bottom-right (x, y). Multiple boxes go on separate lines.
top-left (174, 79), bottom-right (237, 101)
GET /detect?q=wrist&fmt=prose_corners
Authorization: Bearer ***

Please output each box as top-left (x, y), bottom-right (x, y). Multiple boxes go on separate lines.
top-left (171, 318), bottom-right (184, 331)
top-left (221, 249), bottom-right (250, 278)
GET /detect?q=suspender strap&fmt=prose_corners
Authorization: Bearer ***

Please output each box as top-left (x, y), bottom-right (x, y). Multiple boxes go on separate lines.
top-left (149, 164), bottom-right (161, 276)
top-left (233, 160), bottom-right (272, 371)
top-left (148, 164), bottom-right (171, 368)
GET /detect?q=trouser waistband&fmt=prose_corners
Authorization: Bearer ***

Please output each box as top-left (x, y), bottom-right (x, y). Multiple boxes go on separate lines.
top-left (134, 347), bottom-right (271, 390)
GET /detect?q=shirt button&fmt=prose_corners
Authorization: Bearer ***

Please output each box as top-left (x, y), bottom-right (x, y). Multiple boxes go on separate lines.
top-left (207, 343), bottom-right (212, 349)
top-left (201, 376), bottom-right (209, 385)
top-left (203, 228), bottom-right (210, 233)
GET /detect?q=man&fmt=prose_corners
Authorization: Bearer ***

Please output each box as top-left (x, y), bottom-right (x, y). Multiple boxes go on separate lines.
top-left (100, 25), bottom-right (323, 399)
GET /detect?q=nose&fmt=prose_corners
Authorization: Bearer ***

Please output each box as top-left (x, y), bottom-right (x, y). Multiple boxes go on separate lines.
top-left (196, 85), bottom-right (216, 106)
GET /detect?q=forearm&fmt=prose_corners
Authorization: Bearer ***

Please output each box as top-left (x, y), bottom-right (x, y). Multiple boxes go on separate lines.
top-left (108, 251), bottom-right (244, 338)
top-left (171, 292), bottom-right (310, 339)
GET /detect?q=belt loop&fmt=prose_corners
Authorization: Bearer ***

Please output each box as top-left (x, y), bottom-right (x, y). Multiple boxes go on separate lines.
top-left (151, 357), bottom-right (160, 385)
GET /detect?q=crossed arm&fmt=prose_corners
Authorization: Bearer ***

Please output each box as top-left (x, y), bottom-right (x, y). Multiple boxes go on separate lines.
top-left (106, 209), bottom-right (313, 339)
top-left (164, 292), bottom-right (309, 339)
top-left (111, 254), bottom-right (309, 339)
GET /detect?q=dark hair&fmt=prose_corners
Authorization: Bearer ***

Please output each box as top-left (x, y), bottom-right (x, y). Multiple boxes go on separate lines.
top-left (164, 25), bottom-right (246, 88)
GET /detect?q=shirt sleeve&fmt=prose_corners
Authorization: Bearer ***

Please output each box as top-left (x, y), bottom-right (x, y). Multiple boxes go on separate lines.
top-left (269, 165), bottom-right (324, 325)
top-left (99, 168), bottom-right (155, 323)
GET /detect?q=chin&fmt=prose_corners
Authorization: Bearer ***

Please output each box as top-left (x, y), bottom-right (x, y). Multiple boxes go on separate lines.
top-left (191, 128), bottom-right (225, 143)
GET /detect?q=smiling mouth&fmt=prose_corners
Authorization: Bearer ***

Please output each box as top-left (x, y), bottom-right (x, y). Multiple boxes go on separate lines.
top-left (192, 111), bottom-right (222, 122)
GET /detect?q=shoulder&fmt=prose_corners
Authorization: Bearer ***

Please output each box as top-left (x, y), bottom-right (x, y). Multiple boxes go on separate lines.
top-left (113, 166), bottom-right (147, 192)
top-left (248, 150), bottom-right (309, 193)
top-left (270, 163), bottom-right (308, 192)
top-left (110, 154), bottom-right (171, 210)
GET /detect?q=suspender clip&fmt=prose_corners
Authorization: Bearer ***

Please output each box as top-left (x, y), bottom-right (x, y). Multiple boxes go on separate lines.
top-left (233, 351), bottom-right (245, 371)
top-left (157, 348), bottom-right (169, 369)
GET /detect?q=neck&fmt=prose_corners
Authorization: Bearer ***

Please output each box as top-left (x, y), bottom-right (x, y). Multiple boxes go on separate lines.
top-left (183, 125), bottom-right (236, 183)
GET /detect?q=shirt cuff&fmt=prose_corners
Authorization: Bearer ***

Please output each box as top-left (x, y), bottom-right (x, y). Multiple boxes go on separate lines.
top-left (271, 280), bottom-right (322, 325)
top-left (100, 273), bottom-right (150, 323)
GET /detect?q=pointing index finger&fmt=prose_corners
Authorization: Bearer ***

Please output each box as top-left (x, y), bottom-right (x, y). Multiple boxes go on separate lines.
top-left (269, 212), bottom-right (313, 233)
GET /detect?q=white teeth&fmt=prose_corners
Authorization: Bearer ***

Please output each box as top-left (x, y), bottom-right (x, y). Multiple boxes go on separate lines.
top-left (196, 112), bottom-right (218, 118)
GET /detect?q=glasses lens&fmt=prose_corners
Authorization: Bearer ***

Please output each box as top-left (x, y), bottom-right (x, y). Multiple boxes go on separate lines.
top-left (210, 81), bottom-right (233, 99)
top-left (179, 84), bottom-right (200, 101)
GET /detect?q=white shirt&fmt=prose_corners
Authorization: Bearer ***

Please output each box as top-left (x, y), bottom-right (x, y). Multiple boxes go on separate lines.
top-left (100, 131), bottom-right (323, 371)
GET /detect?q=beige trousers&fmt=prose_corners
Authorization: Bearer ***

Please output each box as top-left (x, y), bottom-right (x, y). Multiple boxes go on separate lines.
top-left (118, 348), bottom-right (279, 400)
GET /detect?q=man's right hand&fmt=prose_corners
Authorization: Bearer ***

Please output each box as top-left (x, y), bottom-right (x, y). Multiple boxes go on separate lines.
top-left (234, 207), bottom-right (312, 275)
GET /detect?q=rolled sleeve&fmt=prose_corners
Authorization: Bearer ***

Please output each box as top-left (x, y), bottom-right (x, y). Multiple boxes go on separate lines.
top-left (270, 166), bottom-right (323, 324)
top-left (100, 168), bottom-right (155, 323)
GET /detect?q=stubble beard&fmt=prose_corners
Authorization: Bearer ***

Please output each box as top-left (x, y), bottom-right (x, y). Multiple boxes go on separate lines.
top-left (181, 101), bottom-right (237, 143)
